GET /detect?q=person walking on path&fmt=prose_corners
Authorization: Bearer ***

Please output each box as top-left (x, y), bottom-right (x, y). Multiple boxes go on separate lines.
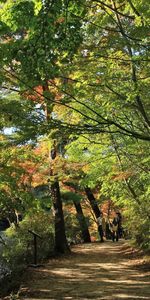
top-left (97, 212), bottom-right (105, 242)
top-left (111, 216), bottom-right (119, 242)
top-left (116, 211), bottom-right (123, 238)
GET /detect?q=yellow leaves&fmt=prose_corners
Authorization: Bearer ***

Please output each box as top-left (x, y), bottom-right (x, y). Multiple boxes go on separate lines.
top-left (135, 16), bottom-right (143, 27)
top-left (112, 171), bottom-right (133, 181)
top-left (33, 0), bottom-right (42, 15)
top-left (53, 103), bottom-right (70, 119)
top-left (72, 70), bottom-right (84, 80)
top-left (0, 134), bottom-right (7, 142)
top-left (0, 182), bottom-right (10, 193)
top-left (82, 164), bottom-right (90, 173)
top-left (76, 81), bottom-right (82, 88)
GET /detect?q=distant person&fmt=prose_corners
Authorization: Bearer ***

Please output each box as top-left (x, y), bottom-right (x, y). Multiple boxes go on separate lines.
top-left (111, 216), bottom-right (119, 242)
top-left (97, 213), bottom-right (105, 242)
top-left (106, 219), bottom-right (112, 240)
top-left (102, 214), bottom-right (106, 237)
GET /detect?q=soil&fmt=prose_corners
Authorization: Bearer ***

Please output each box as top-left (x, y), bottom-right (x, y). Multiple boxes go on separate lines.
top-left (7, 240), bottom-right (150, 300)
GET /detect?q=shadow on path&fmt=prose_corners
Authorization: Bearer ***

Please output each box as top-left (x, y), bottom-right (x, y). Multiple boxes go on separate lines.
top-left (19, 240), bottom-right (150, 300)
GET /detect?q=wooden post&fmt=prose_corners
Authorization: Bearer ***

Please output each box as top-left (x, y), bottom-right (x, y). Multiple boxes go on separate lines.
top-left (28, 230), bottom-right (42, 267)
top-left (33, 234), bottom-right (37, 265)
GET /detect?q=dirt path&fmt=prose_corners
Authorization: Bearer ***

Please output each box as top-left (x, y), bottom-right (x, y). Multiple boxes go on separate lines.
top-left (18, 240), bottom-right (150, 300)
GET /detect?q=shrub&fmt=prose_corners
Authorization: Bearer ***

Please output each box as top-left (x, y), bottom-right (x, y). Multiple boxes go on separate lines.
top-left (64, 212), bottom-right (83, 244)
top-left (0, 211), bottom-right (55, 296)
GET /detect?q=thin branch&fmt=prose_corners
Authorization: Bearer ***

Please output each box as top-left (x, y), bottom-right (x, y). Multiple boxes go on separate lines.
top-left (127, 0), bottom-right (141, 17)
top-left (111, 1), bottom-right (150, 129)
top-left (93, 0), bottom-right (134, 19)
top-left (2, 67), bottom-right (150, 141)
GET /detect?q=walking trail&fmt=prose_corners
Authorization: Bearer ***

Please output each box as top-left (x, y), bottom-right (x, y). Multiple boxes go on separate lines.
top-left (18, 240), bottom-right (150, 300)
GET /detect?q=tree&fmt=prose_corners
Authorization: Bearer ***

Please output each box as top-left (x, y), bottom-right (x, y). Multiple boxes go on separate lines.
top-left (0, 0), bottom-right (149, 250)
top-left (85, 187), bottom-right (101, 219)
top-left (0, 137), bottom-right (40, 226)
top-left (62, 183), bottom-right (91, 243)
top-left (49, 140), bottom-right (70, 253)
top-left (0, 0), bottom-right (86, 253)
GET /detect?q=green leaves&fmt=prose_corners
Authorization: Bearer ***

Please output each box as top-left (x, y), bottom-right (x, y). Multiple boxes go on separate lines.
top-left (0, 0), bottom-right (149, 249)
top-left (0, 0), bottom-right (35, 31)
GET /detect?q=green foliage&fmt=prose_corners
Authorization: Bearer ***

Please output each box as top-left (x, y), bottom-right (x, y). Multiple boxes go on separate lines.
top-left (1, 211), bottom-right (55, 270)
top-left (0, 0), bottom-right (149, 255)
top-left (64, 210), bottom-right (83, 244)
top-left (65, 132), bottom-right (150, 249)
top-left (34, 185), bottom-right (52, 211)
top-left (62, 190), bottom-right (83, 204)
top-left (124, 207), bottom-right (150, 251)
top-left (0, 140), bottom-right (42, 224)
top-left (1, 1), bottom-right (35, 31)
top-left (62, 190), bottom-right (87, 243)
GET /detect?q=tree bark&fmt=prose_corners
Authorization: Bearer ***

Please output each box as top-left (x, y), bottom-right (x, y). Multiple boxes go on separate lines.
top-left (51, 180), bottom-right (70, 254)
top-left (50, 141), bottom-right (70, 254)
top-left (84, 187), bottom-right (101, 218)
top-left (73, 200), bottom-right (91, 243)
top-left (42, 83), bottom-right (70, 255)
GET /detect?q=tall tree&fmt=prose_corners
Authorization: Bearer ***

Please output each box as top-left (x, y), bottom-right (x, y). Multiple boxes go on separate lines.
top-left (0, 0), bottom-right (150, 249)
top-left (50, 140), bottom-right (70, 253)
top-left (0, 0), bottom-right (85, 253)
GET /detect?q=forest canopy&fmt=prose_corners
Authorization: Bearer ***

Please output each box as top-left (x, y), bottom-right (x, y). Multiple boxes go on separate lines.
top-left (0, 0), bottom-right (150, 258)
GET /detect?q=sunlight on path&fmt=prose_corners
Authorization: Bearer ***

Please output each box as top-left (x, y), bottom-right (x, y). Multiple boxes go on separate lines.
top-left (19, 241), bottom-right (150, 300)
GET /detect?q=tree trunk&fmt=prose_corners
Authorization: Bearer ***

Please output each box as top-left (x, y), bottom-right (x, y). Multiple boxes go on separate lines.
top-left (51, 180), bottom-right (70, 254)
top-left (73, 200), bottom-right (91, 243)
top-left (85, 187), bottom-right (101, 218)
top-left (42, 84), bottom-right (70, 254)
top-left (50, 141), bottom-right (70, 254)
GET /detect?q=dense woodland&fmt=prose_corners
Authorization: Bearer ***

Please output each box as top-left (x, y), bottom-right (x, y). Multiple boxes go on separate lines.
top-left (0, 0), bottom-right (150, 292)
